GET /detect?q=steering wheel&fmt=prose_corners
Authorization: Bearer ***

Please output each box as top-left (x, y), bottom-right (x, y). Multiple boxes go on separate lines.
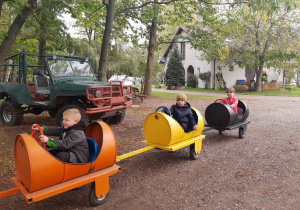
top-left (214, 98), bottom-right (228, 105)
top-left (31, 124), bottom-right (45, 148)
top-left (155, 106), bottom-right (171, 116)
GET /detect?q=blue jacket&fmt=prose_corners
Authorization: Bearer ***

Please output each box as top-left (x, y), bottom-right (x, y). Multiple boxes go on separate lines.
top-left (170, 102), bottom-right (197, 127)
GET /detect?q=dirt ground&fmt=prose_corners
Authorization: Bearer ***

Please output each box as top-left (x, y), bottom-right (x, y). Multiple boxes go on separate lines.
top-left (0, 93), bottom-right (300, 209)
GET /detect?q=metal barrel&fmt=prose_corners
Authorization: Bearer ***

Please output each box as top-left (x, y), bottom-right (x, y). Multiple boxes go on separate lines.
top-left (205, 100), bottom-right (249, 127)
top-left (143, 108), bottom-right (204, 147)
top-left (14, 121), bottom-right (116, 192)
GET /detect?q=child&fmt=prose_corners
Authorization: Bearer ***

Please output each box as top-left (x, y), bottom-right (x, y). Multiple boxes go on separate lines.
top-left (32, 108), bottom-right (89, 163)
top-left (219, 87), bottom-right (238, 114)
top-left (167, 93), bottom-right (198, 132)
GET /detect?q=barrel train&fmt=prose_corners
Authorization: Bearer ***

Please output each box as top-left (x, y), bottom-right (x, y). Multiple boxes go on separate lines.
top-left (0, 99), bottom-right (249, 206)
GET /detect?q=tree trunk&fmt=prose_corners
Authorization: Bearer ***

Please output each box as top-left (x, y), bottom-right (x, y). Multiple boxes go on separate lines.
top-left (4, 60), bottom-right (12, 82)
top-left (254, 59), bottom-right (264, 92)
top-left (0, 0), bottom-right (4, 18)
top-left (38, 32), bottom-right (46, 66)
top-left (98, 0), bottom-right (115, 82)
top-left (0, 0), bottom-right (37, 71)
top-left (143, 19), bottom-right (157, 96)
top-left (143, 0), bottom-right (158, 96)
top-left (38, 0), bottom-right (49, 67)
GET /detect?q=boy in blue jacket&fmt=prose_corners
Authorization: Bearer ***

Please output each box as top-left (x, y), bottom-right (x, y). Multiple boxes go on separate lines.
top-left (167, 93), bottom-right (198, 132)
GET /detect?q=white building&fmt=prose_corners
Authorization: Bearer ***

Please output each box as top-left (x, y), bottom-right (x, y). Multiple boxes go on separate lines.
top-left (159, 26), bottom-right (283, 89)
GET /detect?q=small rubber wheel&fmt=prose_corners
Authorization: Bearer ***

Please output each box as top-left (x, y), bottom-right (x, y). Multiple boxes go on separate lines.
top-left (239, 127), bottom-right (245, 139)
top-left (89, 183), bottom-right (110, 206)
top-left (190, 143), bottom-right (200, 160)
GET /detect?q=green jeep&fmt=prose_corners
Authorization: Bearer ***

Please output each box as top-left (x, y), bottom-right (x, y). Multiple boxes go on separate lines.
top-left (0, 51), bottom-right (133, 126)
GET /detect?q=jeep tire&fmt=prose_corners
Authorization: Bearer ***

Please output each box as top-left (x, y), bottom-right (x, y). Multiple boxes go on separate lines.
top-left (0, 100), bottom-right (24, 126)
top-left (103, 109), bottom-right (126, 125)
top-left (55, 104), bottom-right (88, 126)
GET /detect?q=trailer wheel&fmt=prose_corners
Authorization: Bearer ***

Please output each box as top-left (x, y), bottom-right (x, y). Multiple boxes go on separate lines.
top-left (56, 104), bottom-right (88, 126)
top-left (239, 127), bottom-right (245, 139)
top-left (89, 183), bottom-right (110, 206)
top-left (190, 143), bottom-right (200, 160)
top-left (0, 100), bottom-right (23, 126)
top-left (107, 109), bottom-right (126, 125)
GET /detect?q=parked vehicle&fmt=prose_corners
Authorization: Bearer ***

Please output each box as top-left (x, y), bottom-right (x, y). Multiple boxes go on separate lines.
top-left (0, 51), bottom-right (133, 126)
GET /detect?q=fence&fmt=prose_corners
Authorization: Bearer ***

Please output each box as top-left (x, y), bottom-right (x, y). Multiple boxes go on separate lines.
top-left (261, 82), bottom-right (282, 90)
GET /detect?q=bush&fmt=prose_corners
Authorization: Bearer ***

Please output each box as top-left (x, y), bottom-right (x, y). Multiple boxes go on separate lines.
top-left (187, 75), bottom-right (198, 88)
top-left (285, 84), bottom-right (299, 90)
top-left (155, 84), bottom-right (162, 88)
top-left (199, 72), bottom-right (211, 89)
top-left (199, 72), bottom-right (211, 82)
top-left (234, 84), bottom-right (249, 92)
top-left (262, 76), bottom-right (268, 83)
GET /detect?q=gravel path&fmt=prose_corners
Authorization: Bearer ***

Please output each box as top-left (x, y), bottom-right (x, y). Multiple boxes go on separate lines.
top-left (0, 92), bottom-right (299, 209)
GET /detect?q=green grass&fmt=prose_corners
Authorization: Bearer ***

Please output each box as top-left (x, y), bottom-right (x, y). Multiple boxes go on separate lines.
top-left (234, 89), bottom-right (300, 97)
top-left (152, 91), bottom-right (216, 100)
top-left (166, 87), bottom-right (300, 97)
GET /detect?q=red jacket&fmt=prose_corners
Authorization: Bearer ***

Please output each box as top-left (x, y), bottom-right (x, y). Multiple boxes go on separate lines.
top-left (223, 96), bottom-right (238, 114)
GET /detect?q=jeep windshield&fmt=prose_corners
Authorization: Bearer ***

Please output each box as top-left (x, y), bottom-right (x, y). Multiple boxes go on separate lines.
top-left (47, 59), bottom-right (94, 78)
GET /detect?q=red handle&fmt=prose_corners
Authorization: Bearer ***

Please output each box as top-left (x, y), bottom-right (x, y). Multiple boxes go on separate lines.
top-left (31, 124), bottom-right (45, 148)
top-left (214, 98), bottom-right (228, 104)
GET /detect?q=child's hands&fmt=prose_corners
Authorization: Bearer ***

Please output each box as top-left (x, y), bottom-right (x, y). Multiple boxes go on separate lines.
top-left (39, 135), bottom-right (49, 143)
top-left (193, 125), bottom-right (198, 131)
top-left (31, 124), bottom-right (39, 131)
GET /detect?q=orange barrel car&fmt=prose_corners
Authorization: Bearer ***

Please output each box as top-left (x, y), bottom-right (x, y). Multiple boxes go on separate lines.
top-left (0, 121), bottom-right (120, 206)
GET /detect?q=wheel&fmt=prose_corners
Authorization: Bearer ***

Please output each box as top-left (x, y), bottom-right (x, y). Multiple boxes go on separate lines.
top-left (239, 127), bottom-right (245, 138)
top-left (55, 104), bottom-right (88, 126)
top-left (105, 109), bottom-right (126, 125)
top-left (48, 109), bottom-right (58, 118)
top-left (0, 100), bottom-right (23, 126)
top-left (190, 143), bottom-right (200, 160)
top-left (155, 106), bottom-right (171, 116)
top-left (89, 183), bottom-right (110, 206)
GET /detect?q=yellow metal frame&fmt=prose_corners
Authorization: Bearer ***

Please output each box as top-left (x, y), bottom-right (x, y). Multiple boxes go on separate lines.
top-left (142, 135), bottom-right (205, 151)
top-left (116, 135), bottom-right (205, 162)
top-left (116, 145), bottom-right (156, 162)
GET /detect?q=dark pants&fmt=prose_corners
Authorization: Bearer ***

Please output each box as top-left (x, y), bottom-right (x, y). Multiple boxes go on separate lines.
top-left (49, 149), bottom-right (70, 162)
top-left (180, 123), bottom-right (188, 132)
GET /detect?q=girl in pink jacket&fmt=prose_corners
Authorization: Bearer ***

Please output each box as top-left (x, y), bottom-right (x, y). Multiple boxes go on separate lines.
top-left (222, 87), bottom-right (238, 114)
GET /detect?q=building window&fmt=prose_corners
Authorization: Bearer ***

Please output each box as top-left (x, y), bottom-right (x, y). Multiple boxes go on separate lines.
top-left (181, 42), bottom-right (185, 60)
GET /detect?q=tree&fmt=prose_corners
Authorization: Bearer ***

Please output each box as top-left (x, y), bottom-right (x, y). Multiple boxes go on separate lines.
top-left (97, 0), bottom-right (184, 85)
top-left (186, 0), bottom-right (300, 91)
top-left (165, 44), bottom-right (185, 87)
top-left (222, 2), bottom-right (300, 91)
top-left (0, 0), bottom-right (37, 70)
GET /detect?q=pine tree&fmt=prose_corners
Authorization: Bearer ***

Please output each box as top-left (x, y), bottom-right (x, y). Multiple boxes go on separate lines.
top-left (165, 44), bottom-right (185, 87)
